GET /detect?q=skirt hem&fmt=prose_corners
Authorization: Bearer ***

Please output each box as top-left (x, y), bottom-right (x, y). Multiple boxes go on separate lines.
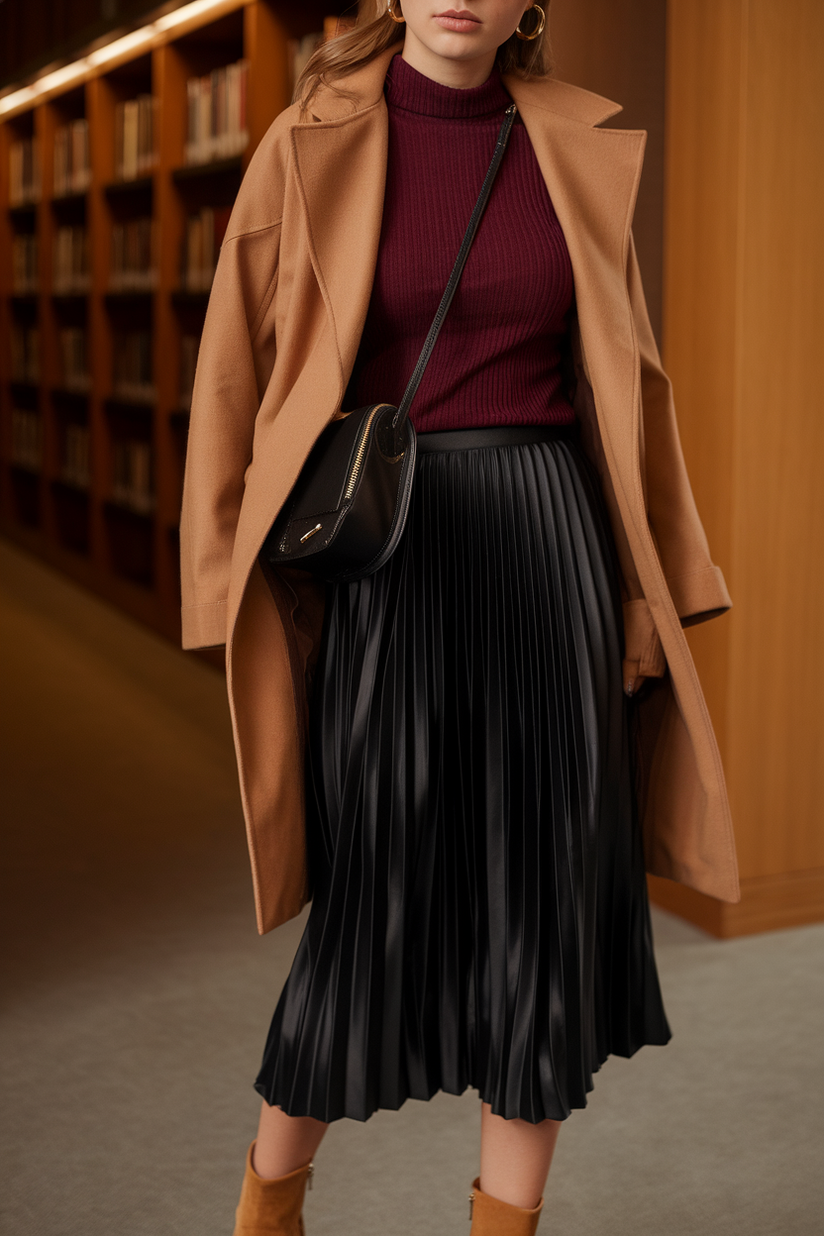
top-left (253, 1035), bottom-right (671, 1126)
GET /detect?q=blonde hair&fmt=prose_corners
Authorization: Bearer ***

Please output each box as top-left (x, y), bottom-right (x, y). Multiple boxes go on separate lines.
top-left (295, 0), bottom-right (553, 110)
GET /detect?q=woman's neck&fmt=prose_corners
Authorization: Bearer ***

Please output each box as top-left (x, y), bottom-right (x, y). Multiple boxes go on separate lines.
top-left (400, 32), bottom-right (496, 90)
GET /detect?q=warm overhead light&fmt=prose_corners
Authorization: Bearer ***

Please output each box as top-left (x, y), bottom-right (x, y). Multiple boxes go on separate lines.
top-left (0, 87), bottom-right (37, 118)
top-left (86, 27), bottom-right (157, 68)
top-left (31, 62), bottom-right (89, 96)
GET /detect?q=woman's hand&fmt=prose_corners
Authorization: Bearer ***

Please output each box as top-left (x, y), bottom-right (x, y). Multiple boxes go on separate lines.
top-left (624, 675), bottom-right (646, 698)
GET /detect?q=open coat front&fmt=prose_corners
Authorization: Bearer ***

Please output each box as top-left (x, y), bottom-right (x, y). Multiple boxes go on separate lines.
top-left (179, 48), bottom-right (739, 934)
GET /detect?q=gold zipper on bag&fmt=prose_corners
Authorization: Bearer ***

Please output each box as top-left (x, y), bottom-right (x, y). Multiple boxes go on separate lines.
top-left (343, 404), bottom-right (392, 502)
top-left (468, 1190), bottom-right (475, 1220)
top-left (307, 1162), bottom-right (314, 1190)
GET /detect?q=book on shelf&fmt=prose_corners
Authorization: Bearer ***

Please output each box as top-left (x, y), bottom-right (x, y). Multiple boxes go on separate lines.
top-left (179, 334), bottom-right (200, 409)
top-left (110, 218), bottom-right (156, 291)
top-left (62, 423), bottom-right (91, 489)
top-left (9, 137), bottom-right (41, 206)
top-left (115, 95), bottom-right (157, 181)
top-left (11, 325), bottom-right (41, 383)
top-left (185, 60), bottom-right (249, 166)
top-left (53, 120), bottom-right (91, 197)
top-left (59, 328), bottom-right (90, 392)
top-left (112, 330), bottom-right (154, 403)
top-left (11, 409), bottom-right (42, 471)
top-left (12, 234), bottom-right (39, 293)
top-left (53, 226), bottom-right (90, 294)
top-left (180, 206), bottom-right (231, 292)
top-left (112, 439), bottom-right (154, 514)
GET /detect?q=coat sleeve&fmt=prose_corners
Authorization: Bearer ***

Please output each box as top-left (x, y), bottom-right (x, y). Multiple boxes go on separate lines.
top-left (178, 119), bottom-right (291, 650)
top-left (628, 235), bottom-right (732, 627)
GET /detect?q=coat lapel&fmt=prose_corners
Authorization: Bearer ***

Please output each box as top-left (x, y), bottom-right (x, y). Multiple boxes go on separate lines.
top-left (288, 49), bottom-right (396, 393)
top-left (289, 106), bottom-right (389, 394)
top-left (505, 77), bottom-right (648, 521)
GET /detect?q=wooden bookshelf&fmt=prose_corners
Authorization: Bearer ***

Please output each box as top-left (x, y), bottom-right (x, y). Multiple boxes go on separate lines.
top-left (0, 1), bottom-right (344, 647)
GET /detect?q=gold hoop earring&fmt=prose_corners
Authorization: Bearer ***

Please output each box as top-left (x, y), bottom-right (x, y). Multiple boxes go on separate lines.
top-left (516, 3), bottom-right (546, 40)
top-left (387, 0), bottom-right (405, 22)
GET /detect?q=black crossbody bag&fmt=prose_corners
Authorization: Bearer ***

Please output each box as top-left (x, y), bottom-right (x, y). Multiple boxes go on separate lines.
top-left (260, 103), bottom-right (517, 584)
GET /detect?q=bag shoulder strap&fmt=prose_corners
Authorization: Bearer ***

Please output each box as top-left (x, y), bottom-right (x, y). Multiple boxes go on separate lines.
top-left (393, 103), bottom-right (518, 431)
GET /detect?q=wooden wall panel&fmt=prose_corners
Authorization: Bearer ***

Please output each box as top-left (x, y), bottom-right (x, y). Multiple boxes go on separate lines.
top-left (660, 0), bottom-right (746, 756)
top-left (727, 0), bottom-right (824, 877)
top-left (654, 0), bottom-right (824, 934)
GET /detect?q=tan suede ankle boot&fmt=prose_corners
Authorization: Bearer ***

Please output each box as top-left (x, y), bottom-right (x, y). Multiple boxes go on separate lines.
top-left (232, 1141), bottom-right (313, 1235)
top-left (468, 1176), bottom-right (544, 1235)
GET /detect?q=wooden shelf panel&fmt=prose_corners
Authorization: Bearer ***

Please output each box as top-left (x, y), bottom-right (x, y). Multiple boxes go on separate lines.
top-left (172, 154), bottom-right (243, 183)
top-left (104, 175), bottom-right (154, 201)
top-left (9, 202), bottom-right (37, 222)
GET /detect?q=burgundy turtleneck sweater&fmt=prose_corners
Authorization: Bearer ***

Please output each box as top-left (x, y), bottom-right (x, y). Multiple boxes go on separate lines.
top-left (344, 54), bottom-right (576, 432)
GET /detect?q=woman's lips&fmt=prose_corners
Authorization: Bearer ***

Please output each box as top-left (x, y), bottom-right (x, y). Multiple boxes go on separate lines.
top-left (434, 9), bottom-right (482, 33)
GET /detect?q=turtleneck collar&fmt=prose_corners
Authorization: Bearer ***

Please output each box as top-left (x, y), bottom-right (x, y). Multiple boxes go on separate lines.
top-left (384, 52), bottom-right (511, 120)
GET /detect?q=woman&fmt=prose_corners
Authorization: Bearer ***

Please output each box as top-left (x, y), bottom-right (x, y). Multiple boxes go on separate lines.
top-left (180, 2), bottom-right (739, 1232)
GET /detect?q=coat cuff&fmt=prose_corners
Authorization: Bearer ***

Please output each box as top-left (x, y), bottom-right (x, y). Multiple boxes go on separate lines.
top-left (181, 599), bottom-right (228, 650)
top-left (666, 565), bottom-right (732, 626)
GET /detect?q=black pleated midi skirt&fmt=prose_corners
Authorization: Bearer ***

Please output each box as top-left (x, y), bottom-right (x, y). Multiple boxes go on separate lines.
top-left (255, 424), bottom-right (670, 1125)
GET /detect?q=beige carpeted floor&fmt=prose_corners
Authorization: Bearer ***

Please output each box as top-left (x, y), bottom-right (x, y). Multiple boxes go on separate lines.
top-left (1, 539), bottom-right (822, 1236)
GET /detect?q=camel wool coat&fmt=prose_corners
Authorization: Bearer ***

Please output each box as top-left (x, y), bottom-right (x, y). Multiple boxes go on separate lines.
top-left (180, 48), bottom-right (739, 934)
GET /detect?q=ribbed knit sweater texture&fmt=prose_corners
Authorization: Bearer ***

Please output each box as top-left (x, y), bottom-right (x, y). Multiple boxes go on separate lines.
top-left (344, 54), bottom-right (576, 432)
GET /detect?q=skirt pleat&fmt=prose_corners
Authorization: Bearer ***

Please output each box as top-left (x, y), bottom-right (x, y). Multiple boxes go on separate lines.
top-left (255, 429), bottom-right (670, 1124)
